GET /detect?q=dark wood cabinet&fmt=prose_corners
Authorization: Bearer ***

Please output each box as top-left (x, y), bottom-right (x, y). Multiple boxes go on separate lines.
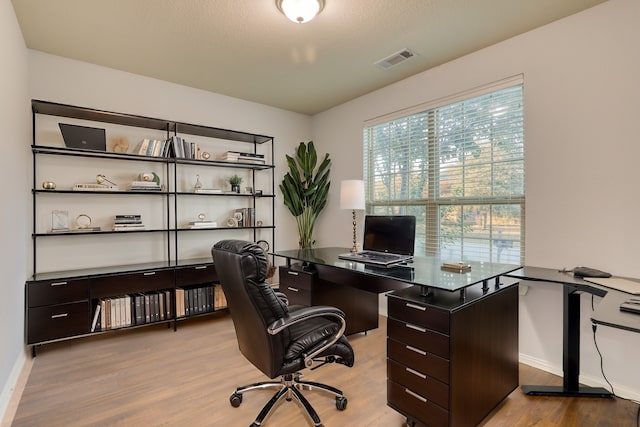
top-left (387, 283), bottom-right (519, 427)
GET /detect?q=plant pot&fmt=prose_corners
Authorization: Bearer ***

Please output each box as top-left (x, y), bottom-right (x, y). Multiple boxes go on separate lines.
top-left (231, 184), bottom-right (240, 193)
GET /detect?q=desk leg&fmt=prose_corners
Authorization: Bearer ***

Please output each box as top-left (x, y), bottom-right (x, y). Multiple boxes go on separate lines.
top-left (521, 286), bottom-right (611, 398)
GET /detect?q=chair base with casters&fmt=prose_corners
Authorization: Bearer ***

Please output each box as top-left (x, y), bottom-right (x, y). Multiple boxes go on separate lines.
top-left (230, 368), bottom-right (347, 427)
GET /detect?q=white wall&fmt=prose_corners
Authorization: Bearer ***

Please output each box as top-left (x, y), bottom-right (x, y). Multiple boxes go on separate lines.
top-left (0, 0), bottom-right (30, 420)
top-left (28, 50), bottom-right (313, 253)
top-left (312, 0), bottom-right (640, 399)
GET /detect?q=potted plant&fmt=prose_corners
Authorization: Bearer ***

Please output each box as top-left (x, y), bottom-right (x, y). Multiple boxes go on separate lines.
top-left (279, 141), bottom-right (331, 249)
top-left (229, 174), bottom-right (243, 193)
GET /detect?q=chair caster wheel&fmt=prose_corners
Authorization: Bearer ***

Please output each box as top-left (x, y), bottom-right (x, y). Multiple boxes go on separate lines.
top-left (229, 392), bottom-right (243, 407)
top-left (336, 396), bottom-right (348, 410)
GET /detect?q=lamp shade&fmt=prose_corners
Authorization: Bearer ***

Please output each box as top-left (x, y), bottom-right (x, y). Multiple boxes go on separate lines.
top-left (276, 0), bottom-right (324, 24)
top-left (340, 180), bottom-right (365, 210)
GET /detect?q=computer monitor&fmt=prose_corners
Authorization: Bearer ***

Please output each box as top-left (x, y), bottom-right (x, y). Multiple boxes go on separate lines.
top-left (363, 215), bottom-right (416, 256)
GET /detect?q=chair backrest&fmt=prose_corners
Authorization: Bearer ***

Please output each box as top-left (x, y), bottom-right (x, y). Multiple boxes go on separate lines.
top-left (211, 239), bottom-right (289, 378)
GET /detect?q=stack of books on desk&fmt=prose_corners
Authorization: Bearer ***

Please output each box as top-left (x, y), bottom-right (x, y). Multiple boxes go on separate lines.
top-left (129, 181), bottom-right (161, 191)
top-left (219, 151), bottom-right (266, 164)
top-left (113, 215), bottom-right (145, 231)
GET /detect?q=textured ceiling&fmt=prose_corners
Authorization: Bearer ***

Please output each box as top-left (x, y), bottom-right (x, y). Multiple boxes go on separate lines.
top-left (12, 0), bottom-right (606, 115)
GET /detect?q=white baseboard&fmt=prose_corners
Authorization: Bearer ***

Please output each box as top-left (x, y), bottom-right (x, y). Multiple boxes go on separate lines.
top-left (0, 348), bottom-right (31, 427)
top-left (519, 353), bottom-right (640, 403)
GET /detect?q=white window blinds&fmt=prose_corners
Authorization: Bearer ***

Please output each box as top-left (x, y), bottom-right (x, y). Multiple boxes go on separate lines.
top-left (363, 78), bottom-right (524, 263)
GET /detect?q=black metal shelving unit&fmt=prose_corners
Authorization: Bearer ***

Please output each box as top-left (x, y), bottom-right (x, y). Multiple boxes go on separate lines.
top-left (27, 99), bottom-right (276, 352)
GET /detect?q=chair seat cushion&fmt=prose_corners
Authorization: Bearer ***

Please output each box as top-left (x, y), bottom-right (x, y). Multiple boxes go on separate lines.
top-left (280, 306), bottom-right (354, 374)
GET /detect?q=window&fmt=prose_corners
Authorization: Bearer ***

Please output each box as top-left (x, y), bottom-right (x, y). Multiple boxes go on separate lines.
top-left (363, 77), bottom-right (524, 264)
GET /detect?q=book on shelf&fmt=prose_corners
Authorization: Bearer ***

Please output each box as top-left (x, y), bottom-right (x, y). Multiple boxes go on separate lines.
top-left (188, 221), bottom-right (217, 229)
top-left (91, 303), bottom-right (101, 333)
top-left (175, 288), bottom-right (183, 318)
top-left (194, 188), bottom-right (223, 194)
top-left (227, 150), bottom-right (265, 159)
top-left (129, 181), bottom-right (161, 191)
top-left (113, 224), bottom-right (145, 231)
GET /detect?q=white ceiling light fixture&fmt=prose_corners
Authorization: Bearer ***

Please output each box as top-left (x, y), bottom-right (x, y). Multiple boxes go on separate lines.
top-left (276, 0), bottom-right (325, 24)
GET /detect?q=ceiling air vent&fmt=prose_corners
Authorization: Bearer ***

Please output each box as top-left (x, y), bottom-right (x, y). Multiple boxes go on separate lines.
top-left (375, 48), bottom-right (417, 70)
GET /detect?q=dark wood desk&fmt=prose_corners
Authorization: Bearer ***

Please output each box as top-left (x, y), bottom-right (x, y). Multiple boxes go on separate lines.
top-left (274, 247), bottom-right (522, 427)
top-left (505, 267), bottom-right (640, 398)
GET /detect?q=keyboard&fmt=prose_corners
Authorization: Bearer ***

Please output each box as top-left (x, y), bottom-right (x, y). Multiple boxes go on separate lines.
top-left (359, 251), bottom-right (399, 262)
top-left (338, 250), bottom-right (411, 267)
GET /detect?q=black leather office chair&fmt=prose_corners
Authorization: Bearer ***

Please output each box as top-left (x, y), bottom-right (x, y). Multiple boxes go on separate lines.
top-left (211, 240), bottom-right (355, 427)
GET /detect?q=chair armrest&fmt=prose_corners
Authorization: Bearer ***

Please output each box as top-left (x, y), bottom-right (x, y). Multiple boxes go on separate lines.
top-left (267, 306), bottom-right (347, 367)
top-left (267, 306), bottom-right (345, 335)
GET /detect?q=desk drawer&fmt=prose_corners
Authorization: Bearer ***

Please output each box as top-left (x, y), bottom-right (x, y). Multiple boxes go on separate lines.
top-left (387, 379), bottom-right (448, 427)
top-left (27, 301), bottom-right (89, 344)
top-left (387, 358), bottom-right (449, 410)
top-left (388, 297), bottom-right (449, 335)
top-left (28, 279), bottom-right (89, 308)
top-left (388, 338), bottom-right (449, 384)
top-left (279, 267), bottom-right (314, 291)
top-left (388, 317), bottom-right (449, 360)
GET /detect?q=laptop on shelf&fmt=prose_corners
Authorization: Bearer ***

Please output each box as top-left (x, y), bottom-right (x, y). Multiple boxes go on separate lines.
top-left (338, 215), bottom-right (416, 267)
top-left (59, 123), bottom-right (106, 151)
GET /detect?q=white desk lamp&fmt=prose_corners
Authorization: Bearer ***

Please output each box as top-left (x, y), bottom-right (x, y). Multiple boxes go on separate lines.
top-left (340, 180), bottom-right (365, 252)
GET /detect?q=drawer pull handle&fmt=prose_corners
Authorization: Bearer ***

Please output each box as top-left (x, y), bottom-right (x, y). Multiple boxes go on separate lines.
top-left (143, 272), bottom-right (156, 276)
top-left (194, 265), bottom-right (207, 270)
top-left (406, 303), bottom-right (426, 311)
top-left (50, 281), bottom-right (68, 287)
top-left (287, 271), bottom-right (299, 276)
top-left (406, 345), bottom-right (427, 356)
top-left (406, 367), bottom-right (427, 379)
top-left (405, 388), bottom-right (427, 403)
top-left (51, 313), bottom-right (68, 319)
top-left (406, 323), bottom-right (427, 333)
top-left (287, 287), bottom-right (299, 292)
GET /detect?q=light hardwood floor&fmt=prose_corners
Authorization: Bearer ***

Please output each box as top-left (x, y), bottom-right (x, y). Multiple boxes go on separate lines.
top-left (9, 314), bottom-right (639, 427)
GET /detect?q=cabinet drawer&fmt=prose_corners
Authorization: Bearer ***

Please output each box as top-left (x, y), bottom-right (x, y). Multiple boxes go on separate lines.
top-left (280, 286), bottom-right (312, 306)
top-left (387, 359), bottom-right (449, 410)
top-left (175, 264), bottom-right (217, 286)
top-left (91, 270), bottom-right (174, 298)
top-left (279, 266), bottom-right (314, 291)
top-left (28, 279), bottom-right (89, 308)
top-left (387, 379), bottom-right (449, 427)
top-left (27, 301), bottom-right (89, 344)
top-left (388, 297), bottom-right (449, 335)
top-left (388, 317), bottom-right (449, 360)
top-left (388, 338), bottom-right (449, 384)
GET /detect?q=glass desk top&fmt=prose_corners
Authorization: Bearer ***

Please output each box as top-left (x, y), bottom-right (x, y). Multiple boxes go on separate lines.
top-left (273, 247), bottom-right (521, 293)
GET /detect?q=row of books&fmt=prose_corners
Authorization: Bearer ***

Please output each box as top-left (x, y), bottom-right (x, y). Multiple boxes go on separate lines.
top-left (175, 285), bottom-right (227, 317)
top-left (90, 285), bottom-right (229, 332)
top-left (91, 290), bottom-right (173, 332)
top-left (135, 136), bottom-right (201, 159)
top-left (234, 208), bottom-right (256, 227)
top-left (219, 150), bottom-right (266, 164)
top-left (137, 139), bottom-right (170, 157)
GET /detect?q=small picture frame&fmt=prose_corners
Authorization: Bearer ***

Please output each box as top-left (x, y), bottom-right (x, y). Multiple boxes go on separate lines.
top-left (51, 210), bottom-right (69, 232)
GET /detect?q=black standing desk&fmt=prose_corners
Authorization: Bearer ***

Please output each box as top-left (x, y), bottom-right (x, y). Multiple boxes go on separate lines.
top-left (505, 266), bottom-right (640, 398)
